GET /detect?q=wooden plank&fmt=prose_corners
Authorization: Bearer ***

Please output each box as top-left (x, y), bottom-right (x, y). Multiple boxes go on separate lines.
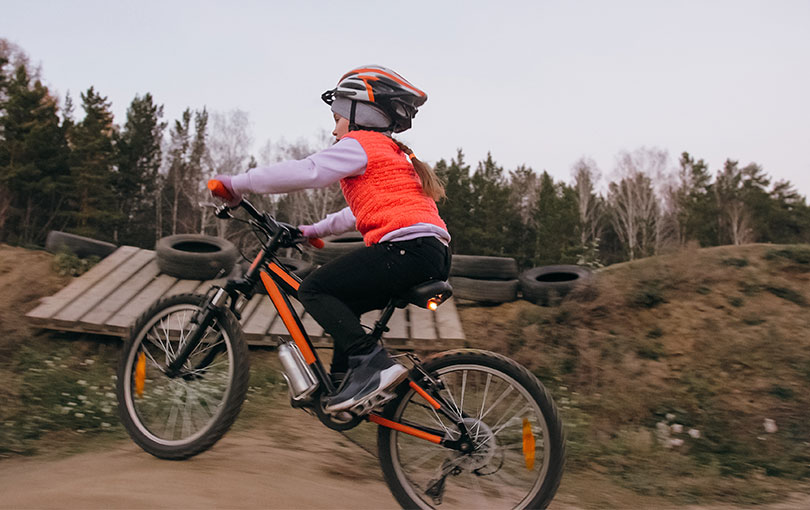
top-left (54, 249), bottom-right (154, 325)
top-left (408, 304), bottom-right (438, 340)
top-left (80, 258), bottom-right (160, 329)
top-left (384, 307), bottom-right (408, 340)
top-left (236, 294), bottom-right (263, 327)
top-left (243, 298), bottom-right (277, 338)
top-left (269, 300), bottom-right (306, 336)
top-left (105, 274), bottom-right (177, 330)
top-left (165, 279), bottom-right (201, 297)
top-left (435, 298), bottom-right (465, 341)
top-left (26, 246), bottom-right (139, 321)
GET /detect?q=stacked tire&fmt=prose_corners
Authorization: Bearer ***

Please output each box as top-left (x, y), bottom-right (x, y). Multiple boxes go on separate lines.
top-left (156, 234), bottom-right (239, 280)
top-left (519, 264), bottom-right (592, 306)
top-left (449, 255), bottom-right (519, 304)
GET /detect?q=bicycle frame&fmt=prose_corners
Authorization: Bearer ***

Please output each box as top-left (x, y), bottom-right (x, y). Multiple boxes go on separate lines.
top-left (181, 194), bottom-right (471, 451)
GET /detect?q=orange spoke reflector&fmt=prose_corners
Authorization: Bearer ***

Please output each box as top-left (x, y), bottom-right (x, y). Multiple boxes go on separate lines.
top-left (135, 352), bottom-right (146, 398)
top-left (522, 418), bottom-right (536, 470)
top-left (427, 299), bottom-right (439, 311)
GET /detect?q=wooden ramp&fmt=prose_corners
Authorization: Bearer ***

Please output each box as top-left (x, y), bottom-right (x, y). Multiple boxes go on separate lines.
top-left (26, 246), bottom-right (465, 350)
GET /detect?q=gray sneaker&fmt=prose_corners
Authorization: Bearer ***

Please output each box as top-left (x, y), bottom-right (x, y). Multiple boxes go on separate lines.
top-left (324, 345), bottom-right (408, 413)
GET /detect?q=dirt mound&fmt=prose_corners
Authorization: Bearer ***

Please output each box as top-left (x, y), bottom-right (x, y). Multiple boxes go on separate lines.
top-left (0, 244), bottom-right (69, 349)
top-left (458, 243), bottom-right (810, 503)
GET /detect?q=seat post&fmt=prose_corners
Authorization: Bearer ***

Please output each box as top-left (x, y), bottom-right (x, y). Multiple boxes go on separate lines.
top-left (371, 300), bottom-right (398, 340)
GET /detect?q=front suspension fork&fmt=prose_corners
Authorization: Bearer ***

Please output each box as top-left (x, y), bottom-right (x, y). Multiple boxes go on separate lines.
top-left (165, 287), bottom-right (230, 377)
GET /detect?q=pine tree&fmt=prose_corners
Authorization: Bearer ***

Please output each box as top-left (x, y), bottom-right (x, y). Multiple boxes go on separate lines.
top-left (66, 87), bottom-right (118, 239)
top-left (0, 62), bottom-right (70, 245)
top-left (434, 150), bottom-right (474, 254)
top-left (532, 172), bottom-right (579, 265)
top-left (116, 93), bottom-right (166, 246)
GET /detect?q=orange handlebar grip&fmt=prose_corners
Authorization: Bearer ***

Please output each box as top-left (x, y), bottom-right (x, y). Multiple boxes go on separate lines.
top-left (207, 179), bottom-right (234, 201)
top-left (308, 238), bottom-right (324, 249)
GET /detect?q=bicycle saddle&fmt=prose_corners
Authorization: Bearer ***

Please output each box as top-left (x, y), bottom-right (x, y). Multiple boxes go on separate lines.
top-left (395, 280), bottom-right (453, 309)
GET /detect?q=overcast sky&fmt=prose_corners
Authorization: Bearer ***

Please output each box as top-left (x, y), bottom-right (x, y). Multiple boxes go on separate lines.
top-left (3, 0), bottom-right (809, 196)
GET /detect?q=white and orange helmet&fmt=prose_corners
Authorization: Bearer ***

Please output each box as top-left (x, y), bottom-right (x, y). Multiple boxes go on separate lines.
top-left (322, 65), bottom-right (427, 133)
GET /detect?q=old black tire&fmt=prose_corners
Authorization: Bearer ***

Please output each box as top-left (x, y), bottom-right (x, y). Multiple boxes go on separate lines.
top-left (156, 234), bottom-right (238, 280)
top-left (116, 294), bottom-right (249, 460)
top-left (45, 230), bottom-right (117, 259)
top-left (310, 231), bottom-right (365, 265)
top-left (377, 349), bottom-right (565, 509)
top-left (449, 276), bottom-right (519, 303)
top-left (519, 265), bottom-right (592, 305)
top-left (450, 254), bottom-right (519, 280)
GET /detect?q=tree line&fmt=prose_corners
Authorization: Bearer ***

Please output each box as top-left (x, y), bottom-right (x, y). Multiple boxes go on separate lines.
top-left (2, 39), bottom-right (809, 268)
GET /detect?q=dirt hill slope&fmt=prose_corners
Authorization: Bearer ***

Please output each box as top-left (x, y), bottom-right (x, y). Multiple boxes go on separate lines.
top-left (458, 243), bottom-right (810, 503)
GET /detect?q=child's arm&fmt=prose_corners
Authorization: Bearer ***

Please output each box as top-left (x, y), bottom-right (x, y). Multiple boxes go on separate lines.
top-left (230, 138), bottom-right (366, 195)
top-left (305, 207), bottom-right (357, 238)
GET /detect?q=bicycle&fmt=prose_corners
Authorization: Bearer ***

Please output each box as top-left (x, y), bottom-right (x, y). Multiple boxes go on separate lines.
top-left (115, 180), bottom-right (565, 509)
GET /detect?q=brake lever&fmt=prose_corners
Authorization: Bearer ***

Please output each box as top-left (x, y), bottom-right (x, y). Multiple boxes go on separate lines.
top-left (198, 201), bottom-right (233, 219)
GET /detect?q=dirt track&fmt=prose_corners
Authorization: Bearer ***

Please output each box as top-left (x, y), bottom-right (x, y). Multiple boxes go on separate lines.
top-left (0, 405), bottom-right (398, 509)
top-left (2, 404), bottom-right (809, 510)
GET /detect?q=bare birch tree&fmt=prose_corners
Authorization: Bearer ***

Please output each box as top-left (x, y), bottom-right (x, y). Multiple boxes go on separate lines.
top-left (571, 157), bottom-right (604, 247)
top-left (204, 110), bottom-right (252, 236)
top-left (607, 148), bottom-right (667, 260)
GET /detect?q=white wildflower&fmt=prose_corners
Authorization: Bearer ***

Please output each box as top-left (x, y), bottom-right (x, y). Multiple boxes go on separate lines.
top-left (101, 406), bottom-right (112, 414)
top-left (688, 428), bottom-right (701, 439)
top-left (101, 422), bottom-right (111, 428)
top-left (77, 380), bottom-right (87, 386)
top-left (77, 395), bottom-right (87, 401)
top-left (669, 438), bottom-right (684, 448)
top-left (105, 392), bottom-right (115, 398)
top-left (74, 412), bottom-right (85, 418)
top-left (61, 392), bottom-right (70, 396)
top-left (764, 418), bottom-right (778, 434)
top-left (84, 359), bottom-right (95, 365)
top-left (68, 402), bottom-right (77, 406)
top-left (671, 423), bottom-right (683, 434)
top-left (665, 413), bottom-right (676, 421)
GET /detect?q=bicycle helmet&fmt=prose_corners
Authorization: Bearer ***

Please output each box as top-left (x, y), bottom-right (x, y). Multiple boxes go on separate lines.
top-left (321, 65), bottom-right (427, 133)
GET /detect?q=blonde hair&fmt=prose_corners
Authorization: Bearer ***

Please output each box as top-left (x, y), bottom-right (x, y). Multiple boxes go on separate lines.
top-left (393, 139), bottom-right (446, 201)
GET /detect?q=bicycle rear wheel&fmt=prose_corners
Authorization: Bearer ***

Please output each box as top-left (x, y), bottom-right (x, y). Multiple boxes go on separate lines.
top-left (377, 349), bottom-right (565, 509)
top-left (116, 293), bottom-right (249, 460)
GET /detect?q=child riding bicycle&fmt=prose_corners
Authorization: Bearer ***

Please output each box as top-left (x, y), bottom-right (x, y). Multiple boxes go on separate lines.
top-left (211, 65), bottom-right (451, 414)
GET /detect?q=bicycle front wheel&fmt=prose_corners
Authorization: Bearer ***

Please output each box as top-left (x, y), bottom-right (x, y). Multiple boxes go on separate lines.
top-left (116, 293), bottom-right (249, 460)
top-left (377, 349), bottom-right (565, 509)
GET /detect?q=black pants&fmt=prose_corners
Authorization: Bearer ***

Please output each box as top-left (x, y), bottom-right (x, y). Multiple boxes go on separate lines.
top-left (298, 236), bottom-right (451, 373)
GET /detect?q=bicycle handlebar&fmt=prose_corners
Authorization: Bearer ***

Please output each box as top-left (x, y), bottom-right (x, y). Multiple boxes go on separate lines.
top-left (207, 179), bottom-right (323, 249)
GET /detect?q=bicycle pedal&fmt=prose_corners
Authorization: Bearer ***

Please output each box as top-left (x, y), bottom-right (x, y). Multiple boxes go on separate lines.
top-left (350, 391), bottom-right (395, 415)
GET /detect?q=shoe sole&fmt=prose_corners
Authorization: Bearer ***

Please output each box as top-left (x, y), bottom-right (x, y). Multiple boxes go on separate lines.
top-left (324, 365), bottom-right (409, 413)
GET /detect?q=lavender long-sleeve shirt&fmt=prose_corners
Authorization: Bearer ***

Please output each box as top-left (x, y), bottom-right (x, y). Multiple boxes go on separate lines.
top-left (230, 138), bottom-right (450, 244)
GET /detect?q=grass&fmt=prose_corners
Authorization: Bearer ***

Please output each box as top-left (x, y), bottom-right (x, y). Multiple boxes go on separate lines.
top-left (0, 335), bottom-right (124, 457)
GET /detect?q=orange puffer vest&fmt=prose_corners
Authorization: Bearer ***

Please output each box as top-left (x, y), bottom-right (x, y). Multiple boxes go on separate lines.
top-left (341, 131), bottom-right (446, 246)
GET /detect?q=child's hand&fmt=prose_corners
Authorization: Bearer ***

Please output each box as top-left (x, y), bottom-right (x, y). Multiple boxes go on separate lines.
top-left (211, 175), bottom-right (242, 207)
top-left (297, 225), bottom-right (319, 238)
